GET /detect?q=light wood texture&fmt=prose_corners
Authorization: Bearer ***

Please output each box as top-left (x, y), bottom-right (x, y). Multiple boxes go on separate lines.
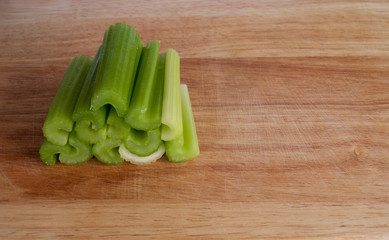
top-left (1, 1), bottom-right (389, 239)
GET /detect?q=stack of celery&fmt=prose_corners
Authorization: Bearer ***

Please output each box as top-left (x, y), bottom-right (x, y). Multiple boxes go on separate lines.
top-left (39, 23), bottom-right (199, 166)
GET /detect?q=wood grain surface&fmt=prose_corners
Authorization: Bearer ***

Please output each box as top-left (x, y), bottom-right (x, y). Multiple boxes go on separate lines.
top-left (1, 0), bottom-right (389, 239)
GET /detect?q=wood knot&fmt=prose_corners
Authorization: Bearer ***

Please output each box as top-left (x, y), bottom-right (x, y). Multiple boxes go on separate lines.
top-left (354, 148), bottom-right (361, 156)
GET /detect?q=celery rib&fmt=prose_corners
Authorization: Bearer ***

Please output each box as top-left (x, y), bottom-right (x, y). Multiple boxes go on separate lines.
top-left (39, 131), bottom-right (92, 166)
top-left (92, 138), bottom-right (123, 165)
top-left (124, 128), bottom-right (162, 156)
top-left (72, 45), bottom-right (105, 127)
top-left (165, 84), bottom-right (200, 162)
top-left (125, 41), bottom-right (164, 131)
top-left (91, 23), bottom-right (143, 117)
top-left (40, 23), bottom-right (199, 166)
top-left (74, 120), bottom-right (107, 144)
top-left (42, 55), bottom-right (92, 146)
top-left (72, 45), bottom-right (109, 144)
top-left (39, 139), bottom-right (71, 166)
top-left (107, 107), bottom-right (131, 140)
top-left (59, 131), bottom-right (93, 165)
top-left (161, 49), bottom-right (182, 141)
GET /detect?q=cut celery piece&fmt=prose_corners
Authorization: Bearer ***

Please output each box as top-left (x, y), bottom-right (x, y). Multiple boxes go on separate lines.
top-left (107, 107), bottom-right (131, 140)
top-left (91, 23), bottom-right (142, 117)
top-left (119, 143), bottom-right (165, 165)
top-left (165, 84), bottom-right (200, 162)
top-left (42, 55), bottom-right (92, 146)
top-left (125, 41), bottom-right (164, 131)
top-left (59, 131), bottom-right (93, 165)
top-left (73, 44), bottom-right (109, 133)
top-left (39, 131), bottom-right (92, 166)
top-left (39, 139), bottom-right (71, 166)
top-left (74, 120), bottom-right (107, 144)
top-left (161, 49), bottom-right (182, 141)
top-left (73, 45), bottom-right (108, 144)
top-left (124, 128), bottom-right (162, 156)
top-left (92, 138), bottom-right (123, 165)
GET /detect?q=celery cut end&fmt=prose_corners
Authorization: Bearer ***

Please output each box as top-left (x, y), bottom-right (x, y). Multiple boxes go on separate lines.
top-left (124, 128), bottom-right (162, 156)
top-left (91, 23), bottom-right (141, 118)
top-left (58, 131), bottom-right (93, 165)
top-left (92, 138), bottom-right (124, 165)
top-left (74, 120), bottom-right (107, 144)
top-left (165, 84), bottom-right (200, 163)
top-left (39, 139), bottom-right (72, 166)
top-left (119, 143), bottom-right (165, 165)
top-left (43, 55), bottom-right (92, 146)
top-left (42, 120), bottom-right (72, 146)
top-left (125, 41), bottom-right (162, 131)
top-left (91, 91), bottom-right (129, 117)
top-left (161, 48), bottom-right (182, 141)
top-left (107, 107), bottom-right (131, 140)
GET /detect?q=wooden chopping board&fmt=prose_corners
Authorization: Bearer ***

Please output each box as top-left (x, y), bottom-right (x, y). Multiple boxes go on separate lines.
top-left (1, 1), bottom-right (388, 239)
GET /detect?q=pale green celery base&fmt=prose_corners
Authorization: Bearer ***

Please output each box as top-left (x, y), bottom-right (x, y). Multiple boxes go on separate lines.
top-left (74, 120), bottom-right (107, 144)
top-left (161, 123), bottom-right (181, 141)
top-left (165, 134), bottom-right (199, 162)
top-left (161, 49), bottom-right (182, 141)
top-left (119, 143), bottom-right (165, 165)
top-left (92, 138), bottom-right (123, 165)
top-left (165, 84), bottom-right (199, 163)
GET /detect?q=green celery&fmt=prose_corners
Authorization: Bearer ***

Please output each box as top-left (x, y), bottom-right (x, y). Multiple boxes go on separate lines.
top-left (91, 23), bottom-right (142, 117)
top-left (72, 45), bottom-right (106, 128)
top-left (165, 84), bottom-right (200, 162)
top-left (39, 139), bottom-right (71, 166)
top-left (59, 131), bottom-right (93, 165)
top-left (125, 41), bottom-right (164, 131)
top-left (39, 131), bottom-right (92, 166)
top-left (42, 55), bottom-right (92, 146)
top-left (161, 49), bottom-right (182, 141)
top-left (73, 45), bottom-right (108, 144)
top-left (124, 128), bottom-right (162, 156)
top-left (74, 120), bottom-right (107, 144)
top-left (92, 138), bottom-right (123, 165)
top-left (107, 107), bottom-right (131, 140)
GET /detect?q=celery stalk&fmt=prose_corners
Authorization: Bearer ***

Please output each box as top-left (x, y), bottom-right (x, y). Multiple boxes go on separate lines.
top-left (74, 120), bottom-right (107, 144)
top-left (72, 45), bottom-right (107, 128)
top-left (119, 143), bottom-right (165, 165)
top-left (72, 42), bottom-right (108, 131)
top-left (42, 55), bottom-right (92, 146)
top-left (59, 131), bottom-right (93, 165)
top-left (107, 107), bottom-right (131, 140)
top-left (39, 131), bottom-right (92, 166)
top-left (39, 139), bottom-right (71, 166)
top-left (72, 45), bottom-right (109, 144)
top-left (161, 49), bottom-right (182, 141)
top-left (92, 138), bottom-right (123, 165)
top-left (91, 23), bottom-right (142, 117)
top-left (124, 128), bottom-right (162, 156)
top-left (165, 84), bottom-right (200, 162)
top-left (125, 41), bottom-right (164, 131)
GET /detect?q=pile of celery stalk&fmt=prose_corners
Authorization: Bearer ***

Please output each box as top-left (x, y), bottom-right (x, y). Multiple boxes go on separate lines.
top-left (39, 23), bottom-right (199, 165)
